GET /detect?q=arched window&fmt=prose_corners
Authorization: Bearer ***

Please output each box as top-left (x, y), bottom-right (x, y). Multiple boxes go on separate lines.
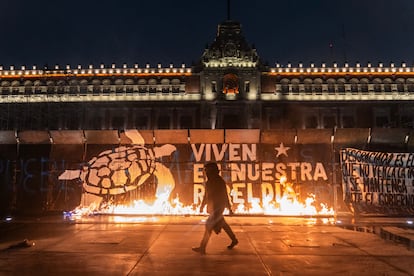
top-left (80, 79), bottom-right (88, 94)
top-left (46, 80), bottom-right (55, 94)
top-left (171, 78), bottom-right (181, 93)
top-left (407, 78), bottom-right (414, 92)
top-left (360, 78), bottom-right (369, 93)
top-left (280, 78), bottom-right (289, 94)
top-left (138, 79), bottom-right (147, 93)
top-left (291, 78), bottom-right (300, 93)
top-left (396, 78), bottom-right (405, 92)
top-left (304, 78), bottom-right (313, 93)
top-left (314, 78), bottom-right (323, 93)
top-left (10, 81), bottom-right (21, 95)
top-left (1, 81), bottom-right (10, 94)
top-left (115, 79), bottom-right (124, 93)
top-left (148, 78), bottom-right (157, 93)
top-left (24, 80), bottom-right (33, 94)
top-left (69, 79), bottom-right (79, 94)
top-left (373, 78), bottom-right (382, 93)
top-left (337, 78), bottom-right (345, 93)
top-left (383, 78), bottom-right (392, 92)
top-left (350, 78), bottom-right (359, 93)
top-left (92, 79), bottom-right (101, 94)
top-left (161, 78), bottom-right (170, 93)
top-left (102, 79), bottom-right (111, 93)
top-left (57, 80), bottom-right (66, 94)
top-left (125, 79), bottom-right (134, 93)
top-left (327, 79), bottom-right (335, 93)
top-left (33, 80), bottom-right (43, 93)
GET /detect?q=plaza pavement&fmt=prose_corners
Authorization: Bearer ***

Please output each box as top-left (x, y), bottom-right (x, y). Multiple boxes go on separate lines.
top-left (0, 214), bottom-right (414, 276)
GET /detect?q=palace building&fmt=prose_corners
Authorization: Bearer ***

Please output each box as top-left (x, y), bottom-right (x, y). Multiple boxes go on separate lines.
top-left (1, 19), bottom-right (414, 132)
top-left (1, 17), bottom-right (414, 216)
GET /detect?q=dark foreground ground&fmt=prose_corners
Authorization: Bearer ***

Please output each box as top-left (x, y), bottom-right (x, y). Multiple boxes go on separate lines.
top-left (0, 214), bottom-right (414, 276)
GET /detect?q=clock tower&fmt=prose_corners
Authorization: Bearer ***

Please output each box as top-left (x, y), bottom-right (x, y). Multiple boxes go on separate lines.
top-left (198, 19), bottom-right (263, 128)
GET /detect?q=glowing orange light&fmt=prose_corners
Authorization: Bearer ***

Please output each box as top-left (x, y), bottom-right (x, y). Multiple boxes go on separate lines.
top-left (68, 180), bottom-right (334, 219)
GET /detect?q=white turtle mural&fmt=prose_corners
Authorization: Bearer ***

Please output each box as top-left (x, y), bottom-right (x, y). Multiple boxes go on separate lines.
top-left (59, 130), bottom-right (176, 208)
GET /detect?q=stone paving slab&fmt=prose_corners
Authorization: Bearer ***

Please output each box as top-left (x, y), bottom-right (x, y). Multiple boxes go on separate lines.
top-left (0, 216), bottom-right (413, 275)
top-left (381, 226), bottom-right (414, 251)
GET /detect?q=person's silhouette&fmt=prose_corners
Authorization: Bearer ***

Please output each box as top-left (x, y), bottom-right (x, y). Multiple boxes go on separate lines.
top-left (192, 162), bottom-right (238, 255)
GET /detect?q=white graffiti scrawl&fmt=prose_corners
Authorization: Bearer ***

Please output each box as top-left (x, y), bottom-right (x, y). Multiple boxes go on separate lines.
top-left (59, 130), bottom-right (176, 206)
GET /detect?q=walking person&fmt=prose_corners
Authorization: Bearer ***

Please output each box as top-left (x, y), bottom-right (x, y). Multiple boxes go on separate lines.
top-left (192, 162), bottom-right (238, 255)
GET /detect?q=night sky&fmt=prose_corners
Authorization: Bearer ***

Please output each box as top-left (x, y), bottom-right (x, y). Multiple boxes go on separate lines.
top-left (1, 0), bottom-right (414, 68)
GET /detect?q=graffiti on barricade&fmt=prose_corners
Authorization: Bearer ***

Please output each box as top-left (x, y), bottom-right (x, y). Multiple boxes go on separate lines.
top-left (340, 148), bottom-right (414, 214)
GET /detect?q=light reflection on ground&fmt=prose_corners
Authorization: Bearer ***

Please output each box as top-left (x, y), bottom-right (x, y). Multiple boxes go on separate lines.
top-left (63, 213), bottom-right (338, 226)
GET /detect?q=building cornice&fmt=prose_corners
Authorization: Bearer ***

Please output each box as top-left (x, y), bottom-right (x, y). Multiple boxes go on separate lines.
top-left (0, 64), bottom-right (192, 80)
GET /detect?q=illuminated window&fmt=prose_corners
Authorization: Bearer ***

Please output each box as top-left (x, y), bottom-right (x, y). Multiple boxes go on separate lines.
top-left (222, 74), bottom-right (239, 94)
top-left (244, 81), bottom-right (250, 93)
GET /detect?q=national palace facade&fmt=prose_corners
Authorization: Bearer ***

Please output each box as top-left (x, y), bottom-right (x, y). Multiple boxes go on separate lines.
top-left (1, 20), bottom-right (414, 132)
top-left (1, 19), bottom-right (414, 216)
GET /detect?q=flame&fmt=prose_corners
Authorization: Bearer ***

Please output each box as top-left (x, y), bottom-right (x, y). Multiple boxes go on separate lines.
top-left (64, 179), bottom-right (334, 220)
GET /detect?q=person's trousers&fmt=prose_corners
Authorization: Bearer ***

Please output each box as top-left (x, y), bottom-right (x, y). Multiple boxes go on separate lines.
top-left (200, 217), bottom-right (236, 249)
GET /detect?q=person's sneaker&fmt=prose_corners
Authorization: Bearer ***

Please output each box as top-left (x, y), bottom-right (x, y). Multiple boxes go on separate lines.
top-left (227, 239), bottom-right (238, 249)
top-left (192, 247), bottom-right (206, 255)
